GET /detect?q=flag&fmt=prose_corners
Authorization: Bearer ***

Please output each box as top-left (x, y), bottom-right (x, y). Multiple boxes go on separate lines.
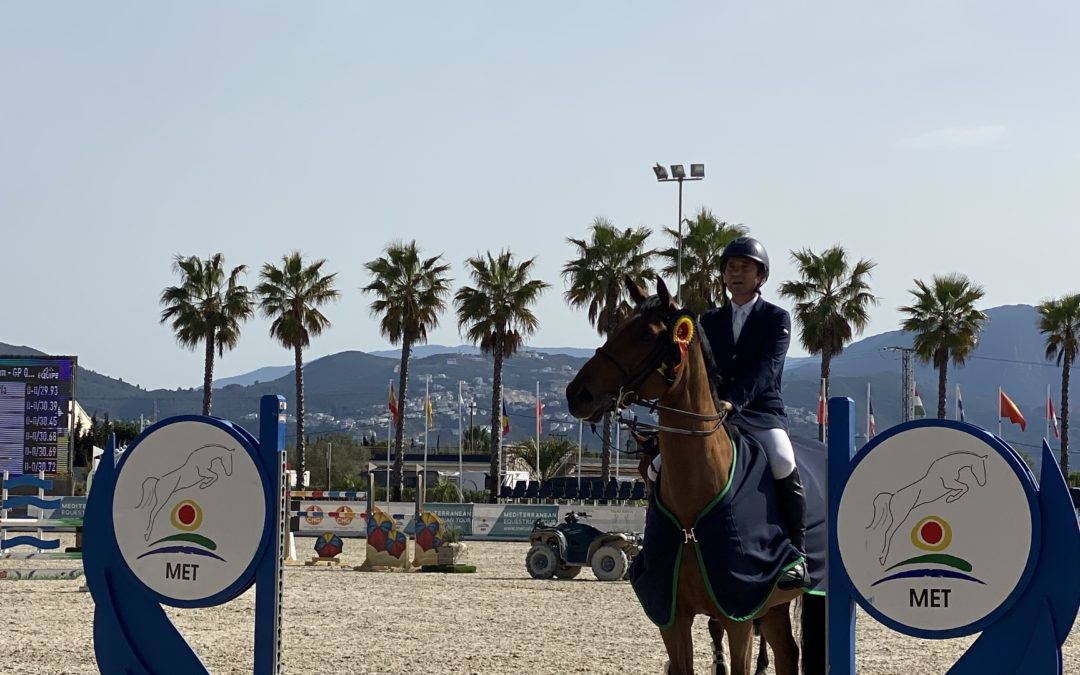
top-left (388, 383), bottom-right (400, 425)
top-left (425, 394), bottom-right (434, 426)
top-left (957, 387), bottom-right (966, 422)
top-left (536, 398), bottom-right (544, 438)
top-left (501, 401), bottom-right (511, 437)
top-left (816, 378), bottom-right (826, 425)
top-left (459, 392), bottom-right (467, 419)
top-left (1048, 393), bottom-right (1060, 439)
top-left (913, 386), bottom-right (926, 419)
top-left (1000, 389), bottom-right (1026, 431)
top-left (868, 396), bottom-right (876, 438)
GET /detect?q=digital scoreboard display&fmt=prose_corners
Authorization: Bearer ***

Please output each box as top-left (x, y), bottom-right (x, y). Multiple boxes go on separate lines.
top-left (0, 356), bottom-right (76, 477)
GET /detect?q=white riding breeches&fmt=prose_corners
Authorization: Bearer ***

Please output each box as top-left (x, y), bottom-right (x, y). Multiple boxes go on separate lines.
top-left (647, 427), bottom-right (797, 481)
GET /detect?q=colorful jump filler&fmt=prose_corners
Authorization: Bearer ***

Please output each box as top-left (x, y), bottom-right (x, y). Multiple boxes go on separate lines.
top-left (357, 463), bottom-right (408, 571)
top-left (411, 466), bottom-right (446, 568)
top-left (827, 398), bottom-right (1080, 674)
top-left (83, 395), bottom-right (287, 675)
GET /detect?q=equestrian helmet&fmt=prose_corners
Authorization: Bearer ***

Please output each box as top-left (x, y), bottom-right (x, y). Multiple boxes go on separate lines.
top-left (720, 236), bottom-right (770, 281)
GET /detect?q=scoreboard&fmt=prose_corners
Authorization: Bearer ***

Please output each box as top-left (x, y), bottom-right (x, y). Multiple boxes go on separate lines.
top-left (0, 356), bottom-right (76, 477)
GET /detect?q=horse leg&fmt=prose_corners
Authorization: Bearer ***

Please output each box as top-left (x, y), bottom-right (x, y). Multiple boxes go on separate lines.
top-left (660, 614), bottom-right (696, 675)
top-left (753, 619), bottom-right (769, 675)
top-left (759, 603), bottom-right (798, 675)
top-left (944, 475), bottom-right (969, 503)
top-left (724, 620), bottom-right (755, 675)
top-left (707, 618), bottom-right (728, 675)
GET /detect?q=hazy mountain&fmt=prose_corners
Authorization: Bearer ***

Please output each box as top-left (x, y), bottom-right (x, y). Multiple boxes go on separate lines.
top-left (213, 365), bottom-right (294, 389)
top-left (5, 304), bottom-right (1075, 470)
top-left (367, 344), bottom-right (595, 360)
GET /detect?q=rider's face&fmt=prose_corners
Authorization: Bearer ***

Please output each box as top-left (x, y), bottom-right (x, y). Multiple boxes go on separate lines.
top-left (723, 257), bottom-right (764, 298)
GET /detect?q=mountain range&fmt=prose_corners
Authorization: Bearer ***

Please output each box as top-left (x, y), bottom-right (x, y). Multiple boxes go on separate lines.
top-left (3, 304), bottom-right (1075, 470)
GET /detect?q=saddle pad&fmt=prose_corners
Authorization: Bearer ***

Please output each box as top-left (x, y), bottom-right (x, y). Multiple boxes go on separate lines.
top-left (792, 434), bottom-right (827, 596)
top-left (628, 431), bottom-right (806, 628)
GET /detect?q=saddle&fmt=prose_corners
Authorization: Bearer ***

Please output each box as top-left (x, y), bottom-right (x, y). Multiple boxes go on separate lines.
top-left (628, 427), bottom-right (826, 627)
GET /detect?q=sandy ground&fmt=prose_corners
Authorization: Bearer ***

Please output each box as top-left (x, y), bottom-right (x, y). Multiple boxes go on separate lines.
top-left (0, 535), bottom-right (1076, 674)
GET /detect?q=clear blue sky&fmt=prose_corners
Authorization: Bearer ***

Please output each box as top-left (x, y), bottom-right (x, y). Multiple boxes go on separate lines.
top-left (2, 2), bottom-right (1078, 390)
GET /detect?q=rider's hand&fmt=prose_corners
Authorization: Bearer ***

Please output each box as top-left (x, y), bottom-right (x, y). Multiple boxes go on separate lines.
top-left (718, 400), bottom-right (735, 415)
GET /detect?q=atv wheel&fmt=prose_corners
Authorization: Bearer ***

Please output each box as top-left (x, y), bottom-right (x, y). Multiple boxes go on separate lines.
top-left (554, 565), bottom-right (582, 579)
top-left (591, 545), bottom-right (629, 581)
top-left (525, 543), bottom-right (559, 579)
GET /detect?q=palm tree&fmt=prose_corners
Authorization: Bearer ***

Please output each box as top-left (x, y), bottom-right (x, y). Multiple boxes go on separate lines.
top-left (563, 218), bottom-right (654, 481)
top-left (899, 274), bottom-right (988, 419)
top-left (255, 252), bottom-right (339, 489)
top-left (363, 241), bottom-right (452, 501)
top-left (159, 253), bottom-right (254, 416)
top-left (777, 246), bottom-right (878, 441)
top-left (656, 207), bottom-right (748, 313)
top-left (1038, 294), bottom-right (1080, 476)
top-left (463, 425), bottom-right (491, 453)
top-left (454, 250), bottom-right (549, 503)
top-left (507, 437), bottom-right (578, 482)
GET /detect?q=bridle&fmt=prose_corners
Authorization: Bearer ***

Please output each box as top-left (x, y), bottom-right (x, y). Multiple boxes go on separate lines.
top-left (594, 306), bottom-right (728, 438)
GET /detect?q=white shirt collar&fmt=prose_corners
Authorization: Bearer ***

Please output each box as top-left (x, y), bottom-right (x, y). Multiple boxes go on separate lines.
top-left (730, 294), bottom-right (759, 316)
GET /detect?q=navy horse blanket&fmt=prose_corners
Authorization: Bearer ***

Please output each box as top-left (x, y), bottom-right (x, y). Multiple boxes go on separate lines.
top-left (628, 430), bottom-right (826, 629)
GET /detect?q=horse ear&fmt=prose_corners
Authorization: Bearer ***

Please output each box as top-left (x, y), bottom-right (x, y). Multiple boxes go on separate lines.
top-left (656, 277), bottom-right (673, 307)
top-left (625, 276), bottom-right (648, 305)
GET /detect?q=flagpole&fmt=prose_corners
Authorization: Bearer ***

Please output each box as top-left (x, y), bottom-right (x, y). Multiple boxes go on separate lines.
top-left (1046, 383), bottom-right (1051, 442)
top-left (423, 375), bottom-right (430, 480)
top-left (998, 386), bottom-right (1002, 438)
top-left (866, 382), bottom-right (871, 441)
top-left (387, 378), bottom-right (392, 513)
top-left (458, 380), bottom-right (464, 503)
top-left (577, 419), bottom-right (583, 491)
top-left (954, 384), bottom-right (959, 422)
top-left (615, 416), bottom-right (621, 479)
top-left (535, 380), bottom-right (541, 480)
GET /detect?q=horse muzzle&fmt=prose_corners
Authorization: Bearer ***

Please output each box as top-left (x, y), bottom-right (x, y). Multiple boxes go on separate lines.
top-left (565, 379), bottom-right (615, 423)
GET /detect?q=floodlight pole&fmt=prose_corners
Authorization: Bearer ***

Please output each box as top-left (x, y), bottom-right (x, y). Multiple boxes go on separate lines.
top-left (654, 164), bottom-right (704, 303)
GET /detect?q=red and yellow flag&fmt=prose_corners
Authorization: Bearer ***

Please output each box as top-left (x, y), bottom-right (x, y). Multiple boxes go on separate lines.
top-left (999, 388), bottom-right (1026, 431)
top-left (388, 383), bottom-right (400, 425)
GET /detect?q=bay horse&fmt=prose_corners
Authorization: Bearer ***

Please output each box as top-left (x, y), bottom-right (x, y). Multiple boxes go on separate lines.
top-left (566, 278), bottom-right (804, 675)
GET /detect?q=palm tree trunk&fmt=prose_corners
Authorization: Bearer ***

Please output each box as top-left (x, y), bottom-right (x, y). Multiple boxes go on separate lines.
top-left (601, 285), bottom-right (620, 483)
top-left (1062, 353), bottom-right (1071, 476)
top-left (294, 344), bottom-right (306, 489)
top-left (937, 352), bottom-right (948, 419)
top-left (202, 330), bottom-right (215, 416)
top-left (819, 353), bottom-right (832, 442)
top-left (392, 339), bottom-right (412, 502)
top-left (489, 341), bottom-right (505, 504)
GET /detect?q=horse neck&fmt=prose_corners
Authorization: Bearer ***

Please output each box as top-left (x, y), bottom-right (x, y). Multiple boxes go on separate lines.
top-left (656, 341), bottom-right (733, 527)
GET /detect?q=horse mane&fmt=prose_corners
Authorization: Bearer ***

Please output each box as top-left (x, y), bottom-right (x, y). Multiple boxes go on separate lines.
top-left (692, 313), bottom-right (725, 413)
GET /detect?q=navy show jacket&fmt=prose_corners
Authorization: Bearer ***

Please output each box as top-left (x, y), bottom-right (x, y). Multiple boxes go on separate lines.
top-left (699, 296), bottom-right (791, 431)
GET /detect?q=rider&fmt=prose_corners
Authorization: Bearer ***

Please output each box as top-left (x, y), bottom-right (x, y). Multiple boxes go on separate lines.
top-left (698, 236), bottom-right (808, 591)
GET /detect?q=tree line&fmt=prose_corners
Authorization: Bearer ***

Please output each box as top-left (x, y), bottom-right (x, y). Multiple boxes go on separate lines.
top-left (159, 209), bottom-right (1080, 502)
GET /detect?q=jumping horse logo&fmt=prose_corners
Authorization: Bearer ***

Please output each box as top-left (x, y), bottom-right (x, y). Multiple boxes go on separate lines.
top-left (135, 444), bottom-right (236, 541)
top-left (867, 451), bottom-right (988, 565)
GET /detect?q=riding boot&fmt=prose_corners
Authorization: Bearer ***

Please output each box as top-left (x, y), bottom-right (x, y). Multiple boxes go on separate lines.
top-left (775, 467), bottom-right (809, 590)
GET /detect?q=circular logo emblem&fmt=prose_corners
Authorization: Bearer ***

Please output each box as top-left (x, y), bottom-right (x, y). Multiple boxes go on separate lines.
top-left (837, 423), bottom-right (1038, 637)
top-left (304, 505), bottom-right (324, 526)
top-left (333, 505), bottom-right (355, 527)
top-left (112, 420), bottom-right (267, 604)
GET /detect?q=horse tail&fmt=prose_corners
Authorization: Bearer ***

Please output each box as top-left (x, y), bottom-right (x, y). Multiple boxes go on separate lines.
top-left (136, 476), bottom-right (158, 510)
top-left (867, 491), bottom-right (892, 530)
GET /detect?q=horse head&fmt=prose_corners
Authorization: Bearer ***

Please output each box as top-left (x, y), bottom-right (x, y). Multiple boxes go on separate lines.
top-left (565, 276), bottom-right (698, 423)
top-left (222, 448), bottom-right (235, 477)
top-left (973, 454), bottom-right (988, 486)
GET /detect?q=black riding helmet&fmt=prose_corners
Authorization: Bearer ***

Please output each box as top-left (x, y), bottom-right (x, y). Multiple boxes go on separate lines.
top-left (720, 236), bottom-right (770, 282)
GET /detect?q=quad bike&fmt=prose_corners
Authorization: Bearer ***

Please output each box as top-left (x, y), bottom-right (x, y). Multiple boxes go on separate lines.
top-left (525, 511), bottom-right (642, 581)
